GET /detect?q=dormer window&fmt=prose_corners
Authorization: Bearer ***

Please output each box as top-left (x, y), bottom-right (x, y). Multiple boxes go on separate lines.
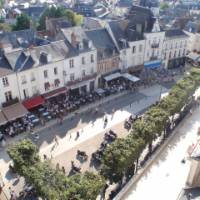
top-left (77, 42), bottom-right (83, 50)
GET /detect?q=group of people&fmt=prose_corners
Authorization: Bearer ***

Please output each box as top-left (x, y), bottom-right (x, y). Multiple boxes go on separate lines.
top-left (139, 67), bottom-right (182, 86)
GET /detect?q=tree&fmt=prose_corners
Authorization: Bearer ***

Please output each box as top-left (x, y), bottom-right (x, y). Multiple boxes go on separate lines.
top-left (145, 106), bottom-right (169, 136)
top-left (133, 119), bottom-right (157, 152)
top-left (37, 6), bottom-right (83, 30)
top-left (7, 139), bottom-right (39, 176)
top-left (8, 140), bottom-right (105, 200)
top-left (101, 138), bottom-right (129, 183)
top-left (160, 2), bottom-right (169, 10)
top-left (0, 23), bottom-right (11, 32)
top-left (63, 172), bottom-right (105, 200)
top-left (12, 13), bottom-right (30, 31)
top-left (101, 137), bottom-right (145, 184)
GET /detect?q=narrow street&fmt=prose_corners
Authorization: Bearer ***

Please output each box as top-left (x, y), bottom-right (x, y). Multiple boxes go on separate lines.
top-left (122, 106), bottom-right (200, 200)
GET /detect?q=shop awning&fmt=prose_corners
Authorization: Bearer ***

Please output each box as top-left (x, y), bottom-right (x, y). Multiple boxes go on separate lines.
top-left (2, 103), bottom-right (28, 121)
top-left (0, 111), bottom-right (7, 126)
top-left (144, 60), bottom-right (162, 68)
top-left (187, 53), bottom-right (200, 61)
top-left (42, 87), bottom-right (67, 99)
top-left (23, 96), bottom-right (45, 110)
top-left (95, 88), bottom-right (105, 95)
top-left (122, 73), bottom-right (140, 82)
top-left (104, 72), bottom-right (121, 82)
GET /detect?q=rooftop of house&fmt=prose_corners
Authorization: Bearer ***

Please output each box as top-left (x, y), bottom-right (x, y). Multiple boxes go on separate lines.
top-left (60, 26), bottom-right (95, 53)
top-left (165, 29), bottom-right (188, 38)
top-left (0, 29), bottom-right (50, 51)
top-left (127, 5), bottom-right (155, 33)
top-left (85, 28), bottom-right (119, 60)
top-left (46, 17), bottom-right (72, 30)
top-left (117, 0), bottom-right (133, 8)
top-left (20, 6), bottom-right (46, 19)
top-left (108, 19), bottom-right (144, 50)
top-left (184, 21), bottom-right (200, 33)
top-left (0, 40), bottom-right (70, 73)
top-left (73, 3), bottom-right (96, 17)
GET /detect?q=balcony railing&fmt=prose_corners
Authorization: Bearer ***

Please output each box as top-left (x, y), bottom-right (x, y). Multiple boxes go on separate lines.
top-left (151, 43), bottom-right (159, 48)
top-left (66, 73), bottom-right (97, 87)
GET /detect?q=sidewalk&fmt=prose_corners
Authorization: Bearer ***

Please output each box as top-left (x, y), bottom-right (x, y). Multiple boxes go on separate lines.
top-left (0, 83), bottom-right (172, 199)
top-left (2, 90), bottom-right (130, 148)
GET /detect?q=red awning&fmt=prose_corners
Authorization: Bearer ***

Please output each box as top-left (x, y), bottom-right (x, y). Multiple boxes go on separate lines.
top-left (42, 87), bottom-right (67, 99)
top-left (23, 96), bottom-right (45, 110)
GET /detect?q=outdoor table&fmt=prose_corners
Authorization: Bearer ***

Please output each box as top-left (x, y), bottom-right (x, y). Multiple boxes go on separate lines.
top-left (32, 118), bottom-right (40, 124)
top-left (42, 112), bottom-right (49, 117)
top-left (38, 108), bottom-right (45, 112)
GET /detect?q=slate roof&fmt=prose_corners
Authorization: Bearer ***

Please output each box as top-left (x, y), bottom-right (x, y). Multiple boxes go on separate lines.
top-left (165, 29), bottom-right (188, 38)
top-left (127, 5), bottom-right (155, 32)
top-left (108, 20), bottom-right (144, 50)
top-left (184, 21), bottom-right (200, 33)
top-left (117, 0), bottom-right (133, 8)
top-left (20, 6), bottom-right (46, 20)
top-left (73, 3), bottom-right (96, 17)
top-left (0, 57), bottom-right (13, 77)
top-left (0, 29), bottom-right (35, 49)
top-left (47, 17), bottom-right (72, 30)
top-left (0, 29), bottom-right (50, 51)
top-left (1, 40), bottom-right (70, 73)
top-left (85, 28), bottom-right (119, 60)
top-left (60, 26), bottom-right (95, 53)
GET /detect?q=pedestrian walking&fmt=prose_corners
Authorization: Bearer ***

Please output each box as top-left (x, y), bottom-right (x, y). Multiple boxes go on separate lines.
top-left (130, 103), bottom-right (132, 108)
top-left (69, 132), bottom-right (72, 139)
top-left (76, 131), bottom-right (80, 140)
top-left (43, 154), bottom-right (47, 160)
top-left (56, 163), bottom-right (60, 170)
top-left (54, 136), bottom-right (59, 145)
top-left (62, 166), bottom-right (65, 174)
top-left (111, 109), bottom-right (115, 120)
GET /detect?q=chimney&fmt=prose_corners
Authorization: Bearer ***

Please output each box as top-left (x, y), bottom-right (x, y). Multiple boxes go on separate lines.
top-left (71, 32), bottom-right (77, 48)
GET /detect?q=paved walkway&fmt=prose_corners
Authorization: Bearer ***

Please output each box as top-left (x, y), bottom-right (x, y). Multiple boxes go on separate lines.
top-left (121, 106), bottom-right (200, 200)
top-left (0, 83), bottom-right (172, 199)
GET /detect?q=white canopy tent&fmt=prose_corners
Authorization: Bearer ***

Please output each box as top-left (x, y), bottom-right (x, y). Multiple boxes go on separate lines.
top-left (122, 73), bottom-right (140, 82)
top-left (187, 52), bottom-right (200, 61)
top-left (104, 72), bottom-right (122, 82)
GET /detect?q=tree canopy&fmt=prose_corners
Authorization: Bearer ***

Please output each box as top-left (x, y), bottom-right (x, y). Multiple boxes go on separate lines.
top-left (101, 136), bottom-right (145, 183)
top-left (12, 13), bottom-right (31, 31)
top-left (160, 2), bottom-right (169, 10)
top-left (0, 23), bottom-right (11, 32)
top-left (37, 6), bottom-right (83, 30)
top-left (101, 67), bottom-right (200, 184)
top-left (8, 139), bottom-right (105, 200)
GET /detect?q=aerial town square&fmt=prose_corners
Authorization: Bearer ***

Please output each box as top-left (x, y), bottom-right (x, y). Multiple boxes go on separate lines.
top-left (0, 0), bottom-right (200, 200)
